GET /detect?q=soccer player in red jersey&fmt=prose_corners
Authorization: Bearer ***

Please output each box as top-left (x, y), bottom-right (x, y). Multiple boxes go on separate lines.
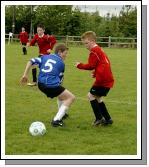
top-left (75, 31), bottom-right (114, 126)
top-left (19, 27), bottom-right (29, 55)
top-left (27, 24), bottom-right (56, 86)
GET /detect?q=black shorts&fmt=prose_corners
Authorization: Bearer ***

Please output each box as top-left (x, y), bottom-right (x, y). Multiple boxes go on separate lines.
top-left (38, 82), bottom-right (65, 98)
top-left (90, 86), bottom-right (110, 97)
top-left (21, 43), bottom-right (27, 46)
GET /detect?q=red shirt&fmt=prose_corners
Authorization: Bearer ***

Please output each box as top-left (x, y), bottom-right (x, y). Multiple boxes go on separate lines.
top-left (29, 34), bottom-right (56, 55)
top-left (19, 31), bottom-right (29, 43)
top-left (77, 45), bottom-right (114, 88)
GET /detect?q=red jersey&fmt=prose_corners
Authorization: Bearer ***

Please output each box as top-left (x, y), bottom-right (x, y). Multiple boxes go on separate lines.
top-left (19, 31), bottom-right (29, 43)
top-left (29, 34), bottom-right (56, 55)
top-left (77, 45), bottom-right (114, 88)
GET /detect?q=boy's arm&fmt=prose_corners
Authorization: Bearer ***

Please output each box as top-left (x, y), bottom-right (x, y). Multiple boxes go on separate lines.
top-left (76, 53), bottom-right (99, 70)
top-left (26, 32), bottom-right (29, 42)
top-left (28, 34), bottom-right (37, 46)
top-left (20, 61), bottom-right (32, 85)
top-left (47, 35), bottom-right (56, 50)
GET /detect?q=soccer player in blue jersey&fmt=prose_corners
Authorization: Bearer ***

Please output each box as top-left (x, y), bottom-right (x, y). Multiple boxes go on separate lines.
top-left (20, 44), bottom-right (75, 127)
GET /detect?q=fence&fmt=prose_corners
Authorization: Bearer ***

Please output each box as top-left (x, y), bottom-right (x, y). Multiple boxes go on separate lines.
top-left (5, 34), bottom-right (137, 48)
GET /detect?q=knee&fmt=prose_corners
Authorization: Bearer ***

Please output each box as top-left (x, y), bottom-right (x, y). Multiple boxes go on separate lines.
top-left (70, 94), bottom-right (76, 103)
top-left (97, 97), bottom-right (103, 103)
top-left (87, 92), bottom-right (95, 101)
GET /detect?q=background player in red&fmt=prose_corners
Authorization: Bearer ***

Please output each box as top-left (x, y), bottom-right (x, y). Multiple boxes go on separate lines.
top-left (19, 27), bottom-right (29, 55)
top-left (27, 24), bottom-right (56, 86)
top-left (75, 31), bottom-right (114, 126)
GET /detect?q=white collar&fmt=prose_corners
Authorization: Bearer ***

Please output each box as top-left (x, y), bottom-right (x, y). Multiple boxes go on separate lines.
top-left (38, 34), bottom-right (44, 38)
top-left (92, 44), bottom-right (98, 48)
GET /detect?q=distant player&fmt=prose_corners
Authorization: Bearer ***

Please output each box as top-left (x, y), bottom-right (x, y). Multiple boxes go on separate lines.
top-left (8, 32), bottom-right (13, 44)
top-left (27, 24), bottom-right (56, 86)
top-left (20, 44), bottom-right (75, 127)
top-left (75, 31), bottom-right (114, 126)
top-left (18, 27), bottom-right (29, 55)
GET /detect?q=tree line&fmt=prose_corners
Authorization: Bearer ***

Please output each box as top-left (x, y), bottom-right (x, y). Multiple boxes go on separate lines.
top-left (5, 5), bottom-right (137, 37)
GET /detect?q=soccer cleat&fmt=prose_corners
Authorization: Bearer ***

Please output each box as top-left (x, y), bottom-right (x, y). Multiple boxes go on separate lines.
top-left (51, 120), bottom-right (64, 127)
top-left (92, 118), bottom-right (104, 126)
top-left (27, 82), bottom-right (37, 86)
top-left (102, 119), bottom-right (113, 125)
top-left (62, 113), bottom-right (69, 120)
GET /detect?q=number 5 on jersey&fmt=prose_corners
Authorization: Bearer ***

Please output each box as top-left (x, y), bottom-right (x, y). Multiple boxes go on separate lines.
top-left (41, 59), bottom-right (56, 73)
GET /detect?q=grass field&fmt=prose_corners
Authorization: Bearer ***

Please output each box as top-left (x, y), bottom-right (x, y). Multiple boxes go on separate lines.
top-left (5, 43), bottom-right (137, 155)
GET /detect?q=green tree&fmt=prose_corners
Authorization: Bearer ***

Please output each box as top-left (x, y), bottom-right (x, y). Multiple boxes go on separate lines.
top-left (34, 5), bottom-right (72, 35)
top-left (119, 5), bottom-right (137, 37)
top-left (5, 5), bottom-right (32, 34)
top-left (5, 5), bottom-right (137, 37)
top-left (5, 6), bottom-right (12, 33)
top-left (65, 9), bottom-right (82, 35)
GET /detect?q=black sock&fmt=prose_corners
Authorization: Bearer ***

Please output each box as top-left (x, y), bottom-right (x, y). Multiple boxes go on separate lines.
top-left (24, 48), bottom-right (27, 54)
top-left (32, 68), bottom-right (37, 82)
top-left (98, 102), bottom-right (111, 121)
top-left (90, 99), bottom-right (103, 120)
top-left (23, 47), bottom-right (26, 54)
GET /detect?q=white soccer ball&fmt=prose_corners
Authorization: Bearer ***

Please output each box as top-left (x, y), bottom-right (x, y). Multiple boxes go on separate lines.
top-left (29, 121), bottom-right (46, 136)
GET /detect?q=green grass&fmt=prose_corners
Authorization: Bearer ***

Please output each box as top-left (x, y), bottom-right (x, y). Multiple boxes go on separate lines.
top-left (5, 43), bottom-right (137, 155)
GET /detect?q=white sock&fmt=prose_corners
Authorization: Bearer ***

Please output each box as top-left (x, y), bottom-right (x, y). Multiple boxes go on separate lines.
top-left (54, 104), bottom-right (68, 121)
top-left (57, 99), bottom-right (63, 109)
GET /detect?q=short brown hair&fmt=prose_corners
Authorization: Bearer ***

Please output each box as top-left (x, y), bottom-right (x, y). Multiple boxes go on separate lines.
top-left (37, 24), bottom-right (45, 30)
top-left (54, 43), bottom-right (68, 54)
top-left (81, 31), bottom-right (96, 41)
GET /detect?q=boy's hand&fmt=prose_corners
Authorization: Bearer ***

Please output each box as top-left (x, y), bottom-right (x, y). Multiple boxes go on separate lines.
top-left (26, 42), bottom-right (30, 47)
top-left (20, 75), bottom-right (28, 85)
top-left (75, 62), bottom-right (81, 67)
top-left (47, 49), bottom-right (51, 54)
top-left (91, 70), bottom-right (95, 78)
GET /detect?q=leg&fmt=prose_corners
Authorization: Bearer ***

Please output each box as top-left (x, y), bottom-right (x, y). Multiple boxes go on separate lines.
top-left (24, 47), bottom-right (27, 55)
top-left (96, 97), bottom-right (113, 125)
top-left (57, 99), bottom-right (69, 119)
top-left (52, 89), bottom-right (75, 126)
top-left (22, 47), bottom-right (27, 55)
top-left (57, 99), bottom-right (63, 109)
top-left (32, 68), bottom-right (37, 83)
top-left (22, 43), bottom-right (27, 55)
top-left (87, 92), bottom-right (103, 126)
top-left (27, 66), bottom-right (37, 86)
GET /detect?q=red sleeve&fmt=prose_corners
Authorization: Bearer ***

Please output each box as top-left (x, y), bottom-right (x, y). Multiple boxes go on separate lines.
top-left (26, 32), bottom-right (29, 42)
top-left (77, 52), bottom-right (99, 70)
top-left (30, 34), bottom-right (37, 46)
top-left (26, 32), bottom-right (29, 38)
top-left (48, 35), bottom-right (56, 50)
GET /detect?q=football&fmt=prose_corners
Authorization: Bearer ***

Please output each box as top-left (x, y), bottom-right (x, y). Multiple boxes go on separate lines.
top-left (29, 121), bottom-right (46, 136)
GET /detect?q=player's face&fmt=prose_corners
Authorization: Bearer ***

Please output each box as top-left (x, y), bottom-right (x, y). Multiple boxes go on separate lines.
top-left (37, 27), bottom-right (45, 36)
top-left (22, 27), bottom-right (25, 31)
top-left (82, 39), bottom-right (92, 50)
top-left (61, 50), bottom-right (68, 60)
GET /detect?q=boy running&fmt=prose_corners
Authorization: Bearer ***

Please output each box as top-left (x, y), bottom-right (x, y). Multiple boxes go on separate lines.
top-left (19, 27), bottom-right (29, 55)
top-left (27, 24), bottom-right (56, 86)
top-left (75, 31), bottom-right (114, 126)
top-left (20, 44), bottom-right (75, 127)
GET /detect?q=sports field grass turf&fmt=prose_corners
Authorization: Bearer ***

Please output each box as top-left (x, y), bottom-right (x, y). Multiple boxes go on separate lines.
top-left (5, 43), bottom-right (137, 155)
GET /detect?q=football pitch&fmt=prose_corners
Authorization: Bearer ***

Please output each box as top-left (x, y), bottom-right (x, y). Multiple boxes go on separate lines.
top-left (5, 43), bottom-right (137, 155)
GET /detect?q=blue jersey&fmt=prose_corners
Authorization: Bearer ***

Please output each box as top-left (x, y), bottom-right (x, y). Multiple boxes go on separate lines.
top-left (30, 54), bottom-right (65, 87)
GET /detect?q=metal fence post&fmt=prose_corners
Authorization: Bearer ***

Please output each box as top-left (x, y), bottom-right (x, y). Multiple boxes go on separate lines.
top-left (108, 36), bottom-right (111, 48)
top-left (66, 35), bottom-right (68, 47)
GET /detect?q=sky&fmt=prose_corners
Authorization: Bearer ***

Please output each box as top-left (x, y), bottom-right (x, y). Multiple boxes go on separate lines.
top-left (73, 5), bottom-right (124, 16)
